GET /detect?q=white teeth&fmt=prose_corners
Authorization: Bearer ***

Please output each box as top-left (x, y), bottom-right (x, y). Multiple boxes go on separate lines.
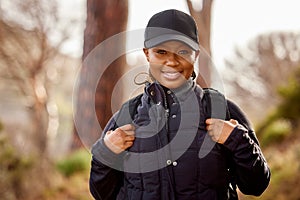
top-left (163, 71), bottom-right (181, 80)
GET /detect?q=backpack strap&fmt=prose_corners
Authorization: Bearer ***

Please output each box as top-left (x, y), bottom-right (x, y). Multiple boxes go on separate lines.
top-left (201, 88), bottom-right (230, 120)
top-left (113, 93), bottom-right (143, 129)
top-left (201, 88), bottom-right (238, 200)
top-left (115, 88), bottom-right (230, 127)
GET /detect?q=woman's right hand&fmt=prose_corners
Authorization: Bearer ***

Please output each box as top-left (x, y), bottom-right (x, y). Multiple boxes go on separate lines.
top-left (104, 124), bottom-right (136, 154)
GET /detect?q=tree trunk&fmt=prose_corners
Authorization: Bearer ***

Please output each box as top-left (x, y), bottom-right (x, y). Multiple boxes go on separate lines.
top-left (72, 0), bottom-right (128, 149)
top-left (20, 72), bottom-right (49, 156)
top-left (187, 0), bottom-right (213, 88)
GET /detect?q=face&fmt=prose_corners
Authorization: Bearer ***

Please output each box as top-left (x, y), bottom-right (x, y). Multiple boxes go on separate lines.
top-left (143, 41), bottom-right (199, 89)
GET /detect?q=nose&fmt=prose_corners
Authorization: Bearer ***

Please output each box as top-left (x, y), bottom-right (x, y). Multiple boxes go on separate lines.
top-left (165, 53), bottom-right (179, 67)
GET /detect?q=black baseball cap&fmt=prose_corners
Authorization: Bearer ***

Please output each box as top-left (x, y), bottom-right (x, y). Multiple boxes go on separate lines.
top-left (144, 9), bottom-right (199, 50)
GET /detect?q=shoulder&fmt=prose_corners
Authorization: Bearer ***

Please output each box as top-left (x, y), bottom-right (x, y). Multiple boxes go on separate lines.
top-left (198, 87), bottom-right (252, 129)
top-left (122, 93), bottom-right (144, 116)
top-left (112, 93), bottom-right (144, 128)
top-left (196, 86), bottom-right (226, 102)
top-left (226, 99), bottom-right (253, 130)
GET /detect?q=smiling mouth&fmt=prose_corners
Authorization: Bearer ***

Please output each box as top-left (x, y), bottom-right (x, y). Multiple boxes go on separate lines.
top-left (162, 71), bottom-right (182, 80)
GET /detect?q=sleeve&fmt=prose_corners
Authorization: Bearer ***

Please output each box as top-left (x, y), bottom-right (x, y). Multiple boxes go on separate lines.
top-left (89, 112), bottom-right (125, 200)
top-left (223, 100), bottom-right (271, 196)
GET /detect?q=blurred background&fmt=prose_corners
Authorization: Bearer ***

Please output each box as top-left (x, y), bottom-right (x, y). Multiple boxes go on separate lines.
top-left (0, 0), bottom-right (300, 199)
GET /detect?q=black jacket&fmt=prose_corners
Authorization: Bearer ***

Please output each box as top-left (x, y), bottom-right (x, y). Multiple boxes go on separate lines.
top-left (89, 81), bottom-right (270, 200)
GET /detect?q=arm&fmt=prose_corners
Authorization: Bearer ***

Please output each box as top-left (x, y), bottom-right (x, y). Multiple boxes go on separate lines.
top-left (205, 100), bottom-right (270, 196)
top-left (89, 95), bottom-right (141, 199)
top-left (89, 109), bottom-right (136, 200)
top-left (90, 155), bottom-right (123, 200)
top-left (89, 114), bottom-right (125, 200)
top-left (223, 100), bottom-right (271, 196)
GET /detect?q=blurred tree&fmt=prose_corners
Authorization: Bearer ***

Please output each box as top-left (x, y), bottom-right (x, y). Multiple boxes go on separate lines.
top-left (0, 0), bottom-right (76, 155)
top-left (187, 0), bottom-right (214, 87)
top-left (72, 0), bottom-right (128, 148)
top-left (276, 67), bottom-right (300, 124)
top-left (257, 67), bottom-right (300, 135)
top-left (224, 32), bottom-right (300, 121)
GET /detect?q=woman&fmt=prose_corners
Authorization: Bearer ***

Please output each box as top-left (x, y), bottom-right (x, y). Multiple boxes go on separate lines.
top-left (89, 9), bottom-right (270, 200)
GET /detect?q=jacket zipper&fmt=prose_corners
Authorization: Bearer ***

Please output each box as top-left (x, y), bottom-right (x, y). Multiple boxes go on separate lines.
top-left (163, 90), bottom-right (169, 132)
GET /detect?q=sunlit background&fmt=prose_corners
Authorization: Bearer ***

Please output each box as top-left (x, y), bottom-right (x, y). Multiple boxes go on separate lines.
top-left (0, 0), bottom-right (300, 199)
top-left (55, 0), bottom-right (300, 68)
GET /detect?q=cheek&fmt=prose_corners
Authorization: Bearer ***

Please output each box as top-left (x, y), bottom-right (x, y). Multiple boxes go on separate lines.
top-left (149, 64), bottom-right (160, 75)
top-left (183, 56), bottom-right (195, 75)
top-left (182, 62), bottom-right (194, 76)
top-left (147, 54), bottom-right (160, 64)
top-left (184, 69), bottom-right (194, 79)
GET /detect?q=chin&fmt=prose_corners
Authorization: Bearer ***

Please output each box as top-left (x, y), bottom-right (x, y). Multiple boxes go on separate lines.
top-left (161, 81), bottom-right (184, 89)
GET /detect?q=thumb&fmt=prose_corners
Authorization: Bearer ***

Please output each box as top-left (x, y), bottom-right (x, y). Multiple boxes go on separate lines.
top-left (229, 119), bottom-right (238, 125)
top-left (105, 130), bottom-right (112, 136)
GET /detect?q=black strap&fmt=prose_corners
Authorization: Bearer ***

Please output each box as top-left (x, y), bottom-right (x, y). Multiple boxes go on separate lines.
top-left (202, 88), bottom-right (231, 120)
top-left (202, 88), bottom-right (238, 200)
top-left (125, 88), bottom-right (230, 121)
top-left (113, 93), bottom-right (143, 130)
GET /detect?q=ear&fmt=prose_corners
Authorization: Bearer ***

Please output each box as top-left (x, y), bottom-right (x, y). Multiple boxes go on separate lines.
top-left (143, 48), bottom-right (150, 62)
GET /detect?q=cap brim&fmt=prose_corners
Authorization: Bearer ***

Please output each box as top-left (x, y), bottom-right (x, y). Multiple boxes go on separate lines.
top-left (144, 34), bottom-right (199, 50)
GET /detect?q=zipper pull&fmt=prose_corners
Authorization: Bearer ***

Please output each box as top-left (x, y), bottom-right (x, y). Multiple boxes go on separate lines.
top-left (165, 109), bottom-right (169, 118)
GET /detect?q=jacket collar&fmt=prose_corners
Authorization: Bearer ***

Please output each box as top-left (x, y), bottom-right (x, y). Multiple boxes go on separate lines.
top-left (145, 78), bottom-right (196, 103)
top-left (170, 78), bottom-right (196, 102)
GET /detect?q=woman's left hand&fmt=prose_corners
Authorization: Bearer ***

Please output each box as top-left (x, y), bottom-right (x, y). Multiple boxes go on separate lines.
top-left (205, 118), bottom-right (239, 144)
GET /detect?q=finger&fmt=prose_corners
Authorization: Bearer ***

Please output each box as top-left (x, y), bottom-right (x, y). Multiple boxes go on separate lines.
top-left (124, 141), bottom-right (134, 148)
top-left (206, 118), bottom-right (219, 125)
top-left (119, 124), bottom-right (135, 131)
top-left (114, 127), bottom-right (134, 136)
top-left (125, 135), bottom-right (135, 141)
top-left (207, 130), bottom-right (213, 137)
top-left (106, 130), bottom-right (112, 135)
top-left (207, 129), bottom-right (215, 138)
top-left (205, 118), bottom-right (213, 125)
top-left (112, 128), bottom-right (124, 137)
top-left (206, 124), bottom-right (213, 131)
top-left (229, 119), bottom-right (238, 125)
top-left (124, 130), bottom-right (135, 136)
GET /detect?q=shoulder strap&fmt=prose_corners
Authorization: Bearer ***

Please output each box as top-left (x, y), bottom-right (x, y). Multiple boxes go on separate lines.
top-left (117, 88), bottom-right (230, 127)
top-left (201, 88), bottom-right (230, 120)
top-left (128, 93), bottom-right (143, 119)
top-left (113, 93), bottom-right (143, 129)
top-left (202, 88), bottom-right (238, 199)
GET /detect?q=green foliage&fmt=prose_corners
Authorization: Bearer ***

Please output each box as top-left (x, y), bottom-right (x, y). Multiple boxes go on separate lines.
top-left (260, 119), bottom-right (292, 146)
top-left (257, 67), bottom-right (300, 145)
top-left (276, 68), bottom-right (300, 122)
top-left (56, 149), bottom-right (91, 177)
top-left (0, 134), bottom-right (34, 199)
